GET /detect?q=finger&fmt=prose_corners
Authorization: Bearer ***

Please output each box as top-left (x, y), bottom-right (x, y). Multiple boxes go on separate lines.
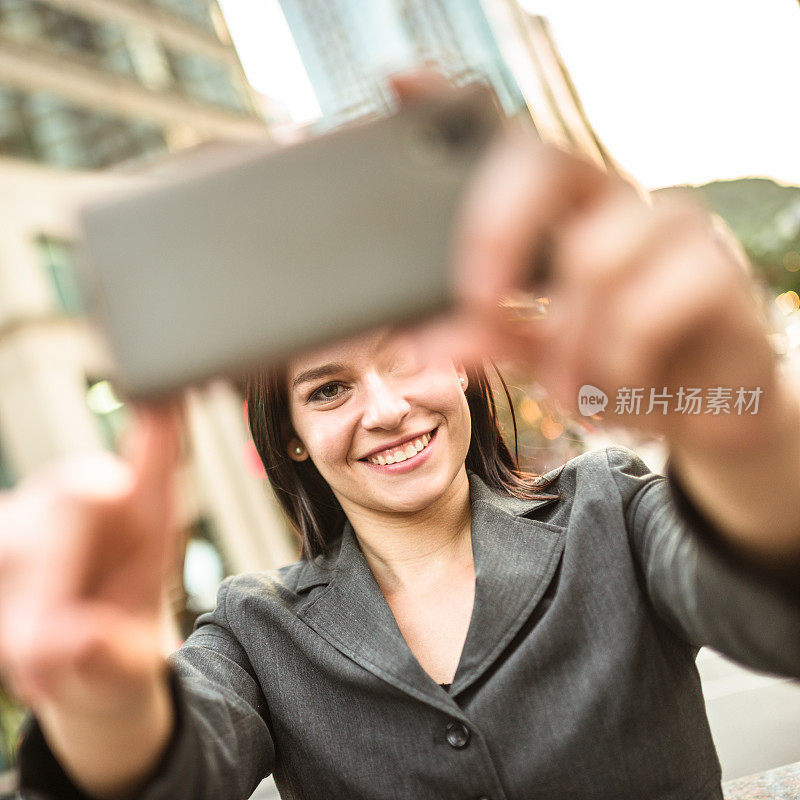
top-left (6, 604), bottom-right (163, 707)
top-left (388, 68), bottom-right (453, 103)
top-left (454, 136), bottom-right (611, 316)
top-left (556, 201), bottom-right (717, 407)
top-left (403, 311), bottom-right (494, 374)
top-left (128, 400), bottom-right (182, 504)
top-left (544, 197), bottom-right (674, 406)
top-left (124, 403), bottom-right (183, 598)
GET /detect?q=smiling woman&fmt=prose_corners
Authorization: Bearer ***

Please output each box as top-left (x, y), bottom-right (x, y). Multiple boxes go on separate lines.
top-left (245, 326), bottom-right (551, 559)
top-left (8, 81), bottom-right (800, 800)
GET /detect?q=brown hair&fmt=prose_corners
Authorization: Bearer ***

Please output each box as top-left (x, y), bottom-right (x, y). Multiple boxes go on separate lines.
top-left (245, 360), bottom-right (558, 560)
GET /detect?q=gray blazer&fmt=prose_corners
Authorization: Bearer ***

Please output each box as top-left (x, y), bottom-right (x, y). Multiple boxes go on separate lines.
top-left (20, 447), bottom-right (800, 800)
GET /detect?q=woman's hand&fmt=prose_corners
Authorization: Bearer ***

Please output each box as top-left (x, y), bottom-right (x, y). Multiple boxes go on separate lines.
top-left (392, 71), bottom-right (800, 565)
top-left (453, 136), bottom-right (777, 442)
top-left (450, 131), bottom-right (800, 566)
top-left (392, 71), bottom-right (780, 447)
top-left (0, 404), bottom-right (181, 797)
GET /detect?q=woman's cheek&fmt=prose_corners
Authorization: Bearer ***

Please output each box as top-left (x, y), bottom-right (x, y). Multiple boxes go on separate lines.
top-left (412, 370), bottom-right (460, 406)
top-left (308, 410), bottom-right (359, 469)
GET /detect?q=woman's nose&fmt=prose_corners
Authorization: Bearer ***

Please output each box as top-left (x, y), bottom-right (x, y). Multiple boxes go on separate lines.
top-left (361, 373), bottom-right (411, 430)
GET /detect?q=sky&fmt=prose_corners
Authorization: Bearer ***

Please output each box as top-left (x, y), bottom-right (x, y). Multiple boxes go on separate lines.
top-left (218, 0), bottom-right (800, 189)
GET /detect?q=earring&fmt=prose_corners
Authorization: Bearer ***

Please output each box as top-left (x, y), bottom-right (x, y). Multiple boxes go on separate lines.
top-left (288, 438), bottom-right (308, 461)
top-left (459, 377), bottom-right (467, 389)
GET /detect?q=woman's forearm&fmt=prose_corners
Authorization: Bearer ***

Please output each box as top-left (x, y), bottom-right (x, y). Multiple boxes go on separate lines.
top-left (35, 666), bottom-right (175, 800)
top-left (668, 367), bottom-right (800, 568)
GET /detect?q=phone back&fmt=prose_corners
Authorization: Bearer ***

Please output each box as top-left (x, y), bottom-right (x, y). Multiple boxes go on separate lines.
top-left (79, 85), bottom-right (502, 399)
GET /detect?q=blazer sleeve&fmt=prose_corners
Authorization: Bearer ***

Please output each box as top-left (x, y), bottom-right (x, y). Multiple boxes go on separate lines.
top-left (19, 576), bottom-right (275, 800)
top-left (605, 445), bottom-right (800, 679)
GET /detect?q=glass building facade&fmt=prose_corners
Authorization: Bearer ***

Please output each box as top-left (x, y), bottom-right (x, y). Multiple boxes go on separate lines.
top-left (277, 0), bottom-right (527, 127)
top-left (0, 0), bottom-right (258, 169)
top-left (0, 86), bottom-right (167, 169)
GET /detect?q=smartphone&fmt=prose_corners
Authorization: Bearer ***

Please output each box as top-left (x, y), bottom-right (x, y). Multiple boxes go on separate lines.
top-left (78, 84), bottom-right (503, 399)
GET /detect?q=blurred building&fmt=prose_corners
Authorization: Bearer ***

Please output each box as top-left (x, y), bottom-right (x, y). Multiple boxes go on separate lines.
top-left (0, 0), bottom-right (269, 164)
top-left (0, 0), bottom-right (296, 631)
top-left (480, 2), bottom-right (617, 169)
top-left (277, 0), bottom-right (528, 126)
top-left (275, 0), bottom-right (617, 178)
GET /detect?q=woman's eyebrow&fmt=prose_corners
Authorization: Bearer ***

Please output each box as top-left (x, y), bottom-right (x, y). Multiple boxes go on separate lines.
top-left (291, 363), bottom-right (348, 390)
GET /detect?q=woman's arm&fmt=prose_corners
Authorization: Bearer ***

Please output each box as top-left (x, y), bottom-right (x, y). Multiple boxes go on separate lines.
top-left (1, 407), bottom-right (275, 800)
top-left (19, 578), bottom-right (275, 800)
top-left (445, 131), bottom-right (800, 577)
top-left (666, 367), bottom-right (800, 572)
top-left (23, 666), bottom-right (174, 800)
top-left (607, 445), bottom-right (800, 677)
top-left (0, 408), bottom-right (182, 798)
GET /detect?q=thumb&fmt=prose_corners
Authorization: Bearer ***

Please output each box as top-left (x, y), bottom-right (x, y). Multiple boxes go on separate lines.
top-left (12, 604), bottom-right (165, 708)
top-left (388, 67), bottom-right (453, 104)
top-left (128, 400), bottom-right (182, 506)
top-left (123, 401), bottom-right (184, 589)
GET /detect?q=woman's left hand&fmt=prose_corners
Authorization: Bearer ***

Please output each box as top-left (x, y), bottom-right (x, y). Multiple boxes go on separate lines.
top-left (452, 134), bottom-right (777, 449)
top-left (448, 131), bottom-right (800, 566)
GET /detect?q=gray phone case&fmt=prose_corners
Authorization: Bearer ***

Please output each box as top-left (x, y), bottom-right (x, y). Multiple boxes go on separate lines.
top-left (78, 85), bottom-right (502, 399)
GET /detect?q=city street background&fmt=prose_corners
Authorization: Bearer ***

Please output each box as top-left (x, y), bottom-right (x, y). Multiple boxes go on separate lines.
top-left (0, 0), bottom-right (798, 795)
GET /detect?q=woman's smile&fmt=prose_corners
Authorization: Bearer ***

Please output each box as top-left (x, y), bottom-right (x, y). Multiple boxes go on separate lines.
top-left (359, 427), bottom-right (438, 473)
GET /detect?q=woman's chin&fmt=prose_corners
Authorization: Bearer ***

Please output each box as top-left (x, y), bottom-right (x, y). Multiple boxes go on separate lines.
top-left (368, 472), bottom-right (455, 514)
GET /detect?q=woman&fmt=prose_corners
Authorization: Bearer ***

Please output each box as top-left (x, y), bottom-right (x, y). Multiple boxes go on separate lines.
top-left (5, 93), bottom-right (800, 798)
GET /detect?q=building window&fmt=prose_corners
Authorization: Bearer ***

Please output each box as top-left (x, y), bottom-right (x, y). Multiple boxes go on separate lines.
top-left (148, 0), bottom-right (216, 34)
top-left (166, 49), bottom-right (250, 113)
top-left (0, 85), bottom-right (36, 160)
top-left (0, 683), bottom-right (26, 780)
top-left (0, 0), bottom-right (139, 80)
top-left (36, 234), bottom-right (84, 315)
top-left (0, 86), bottom-right (168, 169)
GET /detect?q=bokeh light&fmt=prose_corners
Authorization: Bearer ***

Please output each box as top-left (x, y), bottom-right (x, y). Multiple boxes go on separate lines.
top-left (775, 291), bottom-right (800, 315)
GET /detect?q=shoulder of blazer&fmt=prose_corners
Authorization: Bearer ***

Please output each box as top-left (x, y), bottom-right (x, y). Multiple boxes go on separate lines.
top-left (229, 448), bottom-right (634, 603)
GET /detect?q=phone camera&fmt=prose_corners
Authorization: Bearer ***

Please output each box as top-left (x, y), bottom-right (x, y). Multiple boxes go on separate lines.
top-left (406, 114), bottom-right (480, 168)
top-left (437, 112), bottom-right (479, 151)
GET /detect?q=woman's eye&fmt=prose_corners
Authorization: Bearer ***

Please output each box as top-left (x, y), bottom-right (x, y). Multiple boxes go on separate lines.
top-left (309, 382), bottom-right (346, 403)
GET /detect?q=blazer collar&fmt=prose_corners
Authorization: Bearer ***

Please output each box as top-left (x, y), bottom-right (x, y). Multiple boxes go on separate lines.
top-left (297, 473), bottom-right (564, 710)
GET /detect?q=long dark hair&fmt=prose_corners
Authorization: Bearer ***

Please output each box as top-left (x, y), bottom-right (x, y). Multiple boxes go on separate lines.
top-left (246, 360), bottom-right (558, 560)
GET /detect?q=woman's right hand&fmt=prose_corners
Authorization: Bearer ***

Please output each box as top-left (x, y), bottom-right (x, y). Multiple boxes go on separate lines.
top-left (0, 403), bottom-right (181, 718)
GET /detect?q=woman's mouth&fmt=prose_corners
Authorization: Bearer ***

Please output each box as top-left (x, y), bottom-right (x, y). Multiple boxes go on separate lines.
top-left (359, 428), bottom-right (438, 471)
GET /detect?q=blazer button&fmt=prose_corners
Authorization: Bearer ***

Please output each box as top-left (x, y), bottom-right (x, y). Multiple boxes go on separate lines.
top-left (445, 720), bottom-right (470, 749)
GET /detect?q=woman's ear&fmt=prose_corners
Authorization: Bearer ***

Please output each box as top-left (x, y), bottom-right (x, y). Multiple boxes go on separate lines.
top-left (287, 436), bottom-right (309, 462)
top-left (455, 363), bottom-right (468, 392)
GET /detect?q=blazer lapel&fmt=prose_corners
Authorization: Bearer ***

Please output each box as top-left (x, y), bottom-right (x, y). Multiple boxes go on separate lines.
top-left (298, 520), bottom-right (456, 713)
top-left (449, 473), bottom-right (565, 696)
top-left (297, 473), bottom-right (565, 710)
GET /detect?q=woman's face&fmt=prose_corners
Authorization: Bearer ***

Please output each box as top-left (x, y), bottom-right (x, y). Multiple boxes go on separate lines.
top-left (285, 327), bottom-right (471, 519)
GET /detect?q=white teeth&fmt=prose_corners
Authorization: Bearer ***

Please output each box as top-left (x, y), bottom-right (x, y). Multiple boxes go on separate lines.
top-left (366, 429), bottom-right (436, 465)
